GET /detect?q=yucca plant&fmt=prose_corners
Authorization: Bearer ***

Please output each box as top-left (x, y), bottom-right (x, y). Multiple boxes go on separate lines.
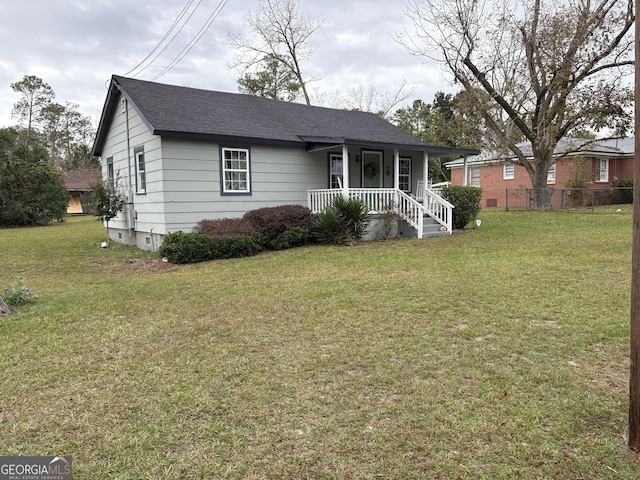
top-left (331, 195), bottom-right (371, 240)
top-left (311, 208), bottom-right (354, 246)
top-left (311, 196), bottom-right (371, 245)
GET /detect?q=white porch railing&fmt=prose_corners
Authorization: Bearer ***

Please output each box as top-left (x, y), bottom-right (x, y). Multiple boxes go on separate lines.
top-left (308, 188), bottom-right (454, 238)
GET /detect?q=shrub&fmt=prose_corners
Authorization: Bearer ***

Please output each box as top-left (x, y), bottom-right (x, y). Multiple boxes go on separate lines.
top-left (194, 217), bottom-right (257, 240)
top-left (159, 231), bottom-right (216, 264)
top-left (243, 205), bottom-right (313, 245)
top-left (330, 196), bottom-right (371, 240)
top-left (618, 177), bottom-right (633, 204)
top-left (268, 227), bottom-right (310, 250)
top-left (213, 235), bottom-right (263, 259)
top-left (375, 204), bottom-right (398, 241)
top-left (311, 209), bottom-right (354, 246)
top-left (440, 186), bottom-right (482, 229)
top-left (311, 197), bottom-right (371, 246)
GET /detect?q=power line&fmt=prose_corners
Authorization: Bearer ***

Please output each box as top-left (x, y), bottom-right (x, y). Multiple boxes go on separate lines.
top-left (122, 0), bottom-right (205, 78)
top-left (151, 0), bottom-right (229, 81)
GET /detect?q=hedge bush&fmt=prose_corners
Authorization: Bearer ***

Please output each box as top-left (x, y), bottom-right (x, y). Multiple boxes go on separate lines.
top-left (194, 217), bottom-right (257, 240)
top-left (213, 235), bottom-right (263, 259)
top-left (440, 186), bottom-right (482, 229)
top-left (618, 177), bottom-right (633, 204)
top-left (159, 231), bottom-right (216, 264)
top-left (268, 226), bottom-right (310, 250)
top-left (243, 205), bottom-right (313, 247)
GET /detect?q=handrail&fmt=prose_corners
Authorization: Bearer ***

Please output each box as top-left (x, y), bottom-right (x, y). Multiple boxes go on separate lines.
top-left (308, 187), bottom-right (453, 238)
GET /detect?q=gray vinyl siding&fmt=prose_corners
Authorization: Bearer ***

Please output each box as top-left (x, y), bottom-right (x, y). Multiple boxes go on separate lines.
top-left (160, 139), bottom-right (326, 232)
top-left (99, 94), bottom-right (163, 234)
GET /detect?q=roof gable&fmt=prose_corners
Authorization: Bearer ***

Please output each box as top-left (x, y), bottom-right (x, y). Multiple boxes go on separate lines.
top-left (92, 76), bottom-right (480, 157)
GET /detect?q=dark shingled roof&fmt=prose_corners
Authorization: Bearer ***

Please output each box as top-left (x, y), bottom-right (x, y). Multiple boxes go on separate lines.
top-left (60, 170), bottom-right (100, 191)
top-left (92, 76), bottom-right (480, 157)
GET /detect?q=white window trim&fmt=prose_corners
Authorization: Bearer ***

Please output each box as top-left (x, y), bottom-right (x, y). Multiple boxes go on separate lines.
top-left (547, 163), bottom-right (556, 184)
top-left (222, 147), bottom-right (251, 194)
top-left (329, 153), bottom-right (343, 189)
top-left (399, 157), bottom-right (412, 192)
top-left (469, 167), bottom-right (480, 187)
top-left (595, 158), bottom-right (609, 183)
top-left (135, 149), bottom-right (146, 194)
top-left (503, 162), bottom-right (514, 180)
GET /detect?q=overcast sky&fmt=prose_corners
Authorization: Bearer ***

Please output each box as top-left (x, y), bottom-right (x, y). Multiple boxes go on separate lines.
top-left (0, 0), bottom-right (455, 130)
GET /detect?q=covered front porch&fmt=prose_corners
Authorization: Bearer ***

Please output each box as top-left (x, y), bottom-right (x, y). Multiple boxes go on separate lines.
top-left (305, 142), bottom-right (479, 238)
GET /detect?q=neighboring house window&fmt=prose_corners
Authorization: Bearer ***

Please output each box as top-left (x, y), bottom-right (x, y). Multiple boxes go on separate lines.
top-left (595, 159), bottom-right (609, 182)
top-left (222, 147), bottom-right (250, 193)
top-left (503, 162), bottom-right (514, 180)
top-left (107, 156), bottom-right (114, 189)
top-left (547, 163), bottom-right (556, 184)
top-left (134, 146), bottom-right (146, 194)
top-left (399, 157), bottom-right (411, 192)
top-left (469, 167), bottom-right (480, 187)
top-left (329, 153), bottom-right (343, 189)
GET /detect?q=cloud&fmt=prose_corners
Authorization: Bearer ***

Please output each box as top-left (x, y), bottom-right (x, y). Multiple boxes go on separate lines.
top-left (0, 0), bottom-right (454, 129)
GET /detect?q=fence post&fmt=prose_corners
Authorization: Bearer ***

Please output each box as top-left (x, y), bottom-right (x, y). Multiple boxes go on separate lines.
top-left (505, 189), bottom-right (509, 211)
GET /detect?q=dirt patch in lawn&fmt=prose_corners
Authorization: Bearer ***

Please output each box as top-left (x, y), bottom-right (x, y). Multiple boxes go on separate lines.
top-left (123, 257), bottom-right (176, 272)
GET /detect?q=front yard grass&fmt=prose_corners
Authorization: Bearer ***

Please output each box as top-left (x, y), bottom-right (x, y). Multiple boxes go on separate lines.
top-left (0, 207), bottom-right (638, 479)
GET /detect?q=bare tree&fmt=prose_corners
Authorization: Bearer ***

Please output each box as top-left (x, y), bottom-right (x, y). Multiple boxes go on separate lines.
top-left (229, 0), bottom-right (324, 106)
top-left (401, 0), bottom-right (634, 209)
top-left (343, 81), bottom-right (416, 119)
top-left (313, 81), bottom-right (415, 120)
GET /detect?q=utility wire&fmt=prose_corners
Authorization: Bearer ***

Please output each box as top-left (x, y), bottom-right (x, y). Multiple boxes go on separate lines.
top-left (122, 0), bottom-right (205, 78)
top-left (151, 0), bottom-right (229, 81)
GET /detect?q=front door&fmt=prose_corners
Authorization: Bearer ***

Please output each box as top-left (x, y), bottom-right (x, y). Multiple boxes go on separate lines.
top-left (362, 151), bottom-right (382, 188)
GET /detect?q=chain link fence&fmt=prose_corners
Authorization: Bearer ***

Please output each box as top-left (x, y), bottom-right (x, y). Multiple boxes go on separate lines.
top-left (480, 187), bottom-right (633, 210)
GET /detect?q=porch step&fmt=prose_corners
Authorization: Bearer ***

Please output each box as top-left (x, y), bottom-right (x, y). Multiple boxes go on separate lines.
top-left (422, 216), bottom-right (450, 238)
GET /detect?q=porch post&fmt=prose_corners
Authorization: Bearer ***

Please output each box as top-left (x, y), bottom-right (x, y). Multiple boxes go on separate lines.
top-left (423, 151), bottom-right (429, 205)
top-left (394, 148), bottom-right (400, 190)
top-left (462, 155), bottom-right (468, 186)
top-left (342, 144), bottom-right (350, 196)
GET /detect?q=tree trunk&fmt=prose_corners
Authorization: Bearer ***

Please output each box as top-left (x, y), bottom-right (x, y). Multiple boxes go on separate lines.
top-left (530, 166), bottom-right (553, 210)
top-left (0, 297), bottom-right (11, 315)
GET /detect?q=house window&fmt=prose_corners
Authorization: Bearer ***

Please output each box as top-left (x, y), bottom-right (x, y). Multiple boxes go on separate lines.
top-left (595, 159), bottom-right (609, 182)
top-left (503, 162), bottom-right (514, 180)
top-left (329, 153), bottom-right (343, 189)
top-left (222, 147), bottom-right (250, 193)
top-left (399, 157), bottom-right (411, 192)
top-left (547, 163), bottom-right (556, 184)
top-left (134, 146), bottom-right (146, 194)
top-left (106, 156), bottom-right (114, 189)
top-left (469, 167), bottom-right (480, 187)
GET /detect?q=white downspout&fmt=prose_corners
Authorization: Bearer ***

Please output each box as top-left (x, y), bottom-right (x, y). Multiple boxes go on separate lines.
top-left (342, 144), bottom-right (350, 196)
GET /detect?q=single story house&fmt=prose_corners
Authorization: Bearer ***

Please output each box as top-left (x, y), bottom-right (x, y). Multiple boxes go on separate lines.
top-left (446, 137), bottom-right (634, 208)
top-left (60, 170), bottom-right (99, 214)
top-left (91, 76), bottom-right (479, 250)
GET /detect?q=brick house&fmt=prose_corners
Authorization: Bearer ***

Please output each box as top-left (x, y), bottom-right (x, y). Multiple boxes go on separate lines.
top-left (446, 137), bottom-right (634, 208)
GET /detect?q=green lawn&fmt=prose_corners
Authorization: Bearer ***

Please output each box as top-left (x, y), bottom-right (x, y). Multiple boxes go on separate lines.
top-left (1, 208), bottom-right (638, 479)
